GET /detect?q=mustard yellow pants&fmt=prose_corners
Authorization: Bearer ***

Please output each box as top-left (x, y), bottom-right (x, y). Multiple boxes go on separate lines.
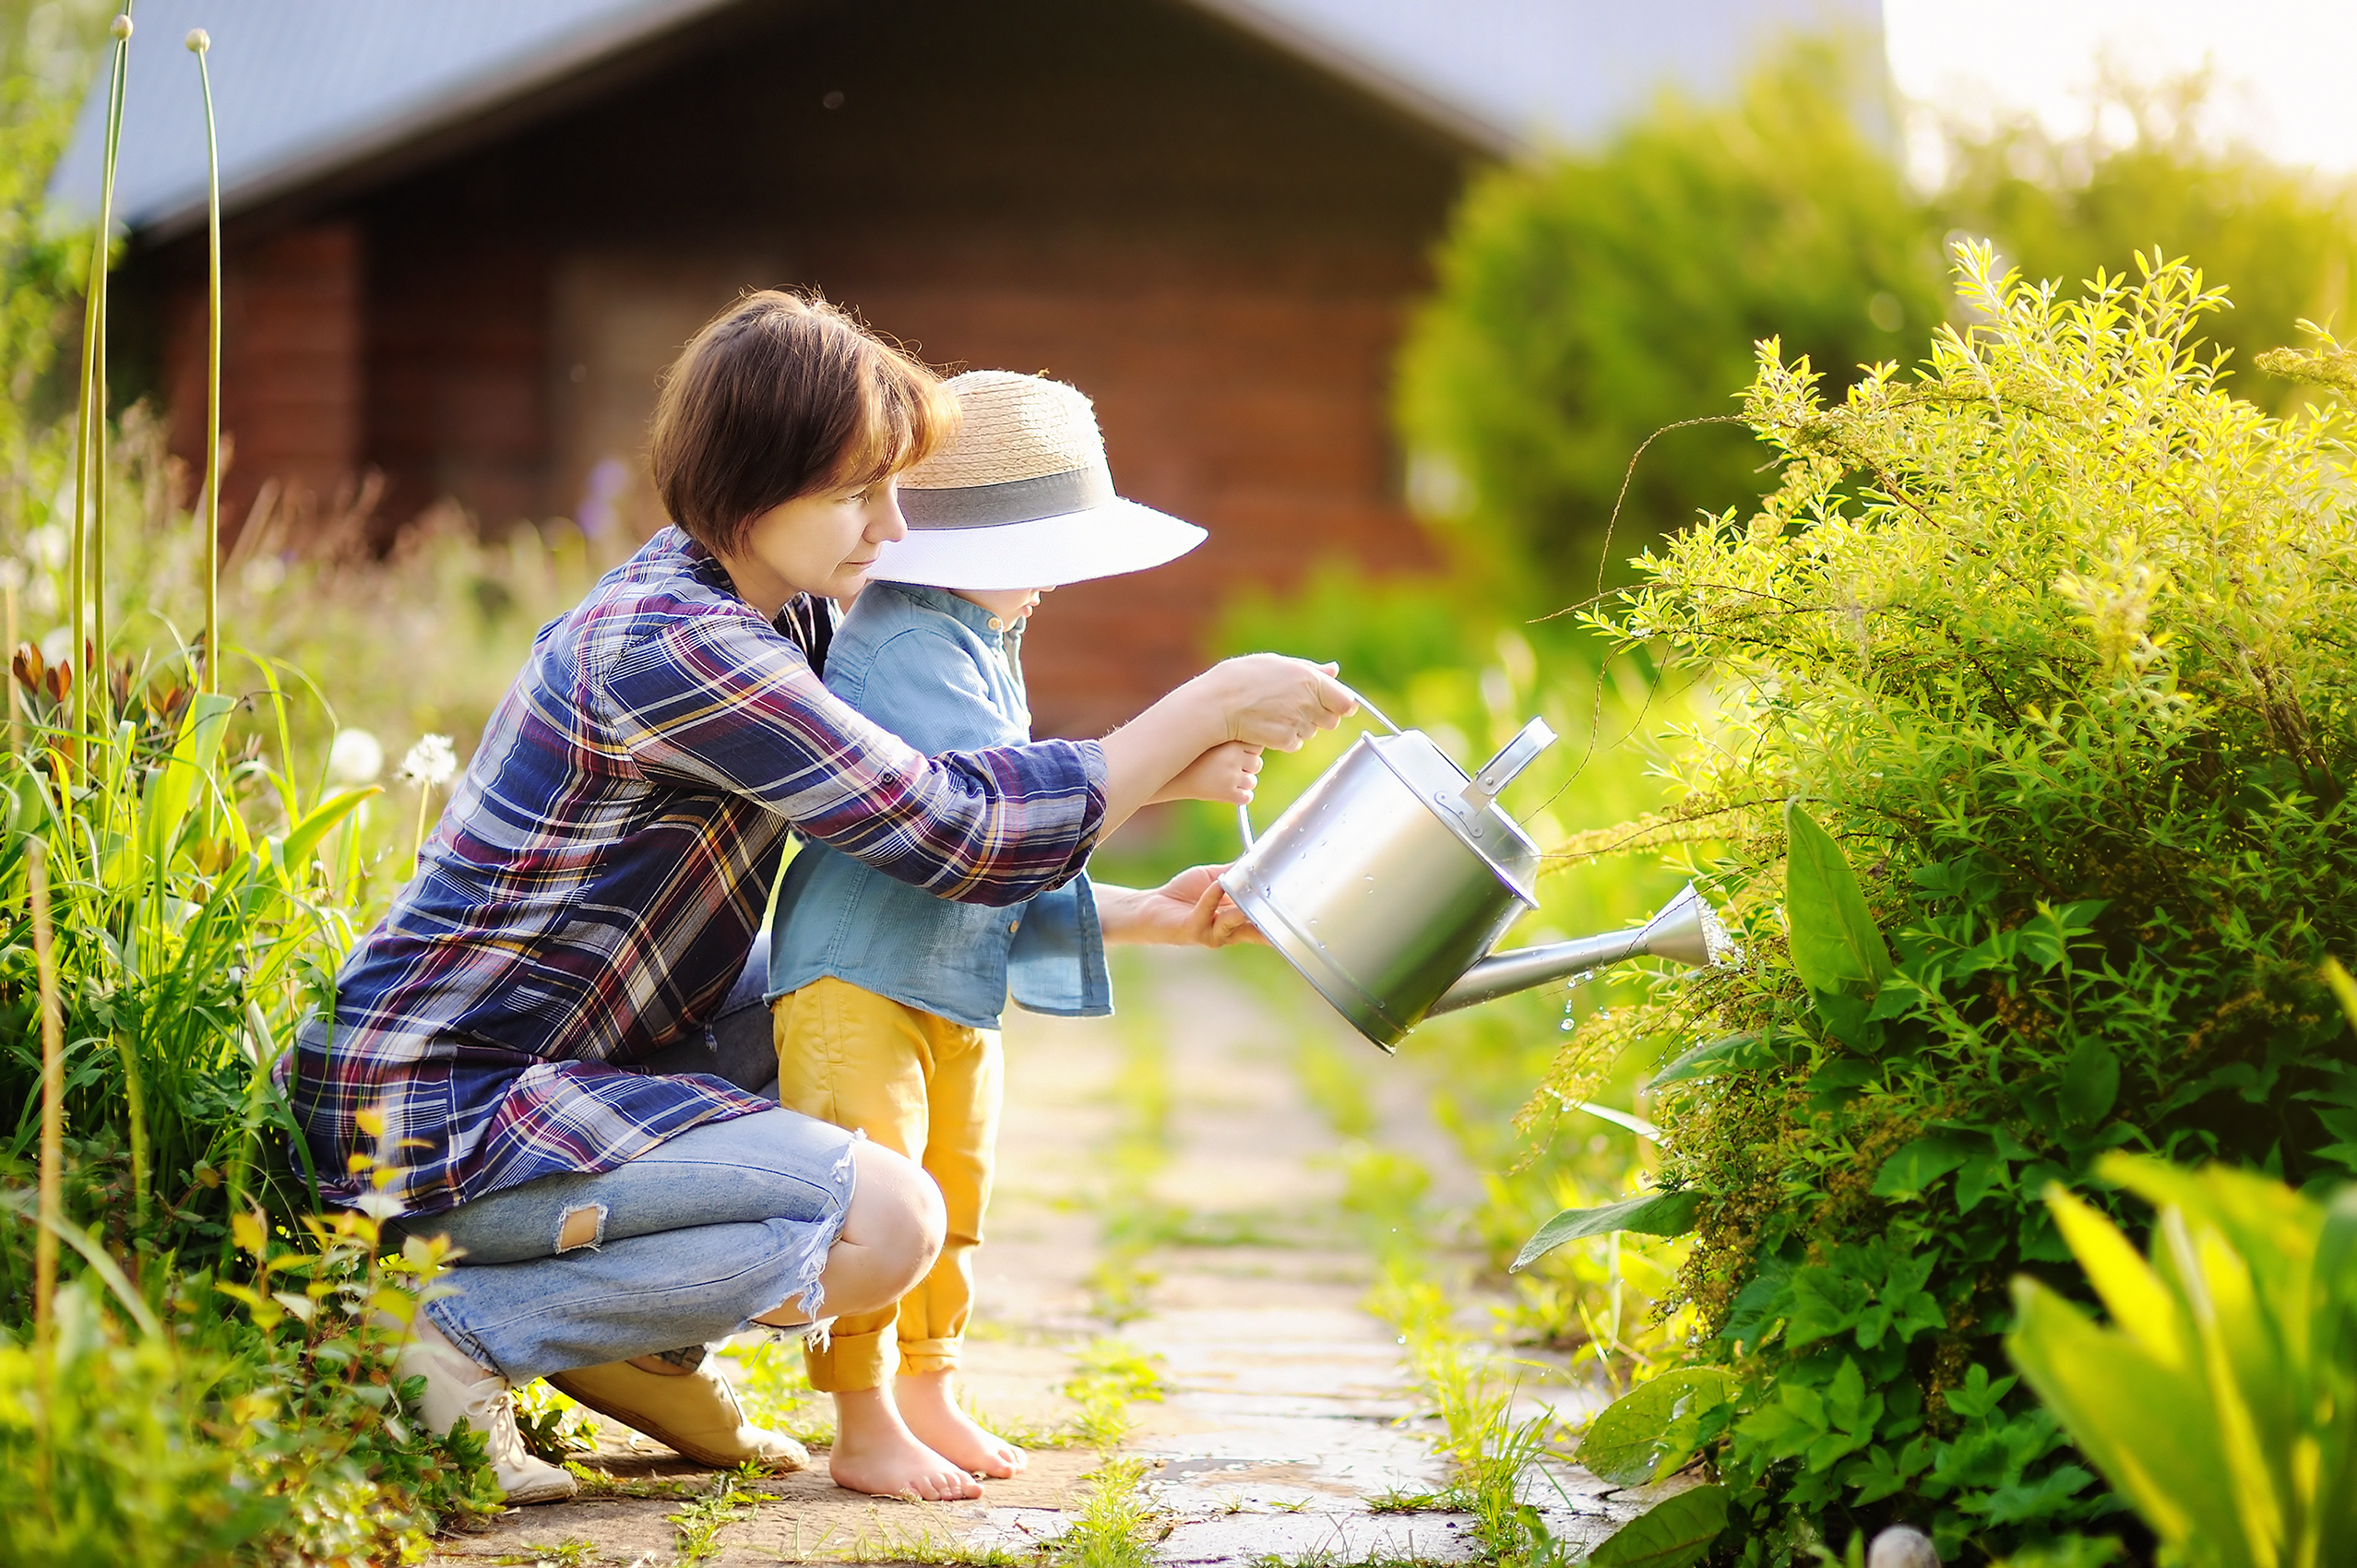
top-left (774, 976), bottom-right (1000, 1393)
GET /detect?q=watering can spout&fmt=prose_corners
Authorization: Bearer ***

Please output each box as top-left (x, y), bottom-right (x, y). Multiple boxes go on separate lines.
top-left (1425, 884), bottom-right (1724, 1017)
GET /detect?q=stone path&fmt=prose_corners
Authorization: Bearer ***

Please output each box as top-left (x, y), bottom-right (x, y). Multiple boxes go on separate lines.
top-left (427, 948), bottom-right (1631, 1566)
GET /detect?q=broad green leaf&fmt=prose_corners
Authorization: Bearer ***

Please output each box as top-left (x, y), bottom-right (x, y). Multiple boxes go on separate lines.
top-left (1955, 1146), bottom-right (2009, 1214)
top-left (1872, 1134), bottom-right (1978, 1201)
top-left (2059, 1038), bottom-right (2121, 1125)
top-left (1511, 1189), bottom-right (1700, 1272)
top-left (2326, 957), bottom-right (2357, 1033)
top-left (2006, 1277), bottom-right (2237, 1556)
top-left (1586, 1483), bottom-right (1730, 1568)
top-left (1806, 1057), bottom-right (1879, 1111)
top-left (2043, 1184), bottom-right (2185, 1369)
top-left (1782, 801), bottom-right (1893, 998)
top-left (139, 692), bottom-right (237, 871)
top-left (1810, 986), bottom-right (1875, 1049)
top-left (1577, 1368), bottom-right (1738, 1485)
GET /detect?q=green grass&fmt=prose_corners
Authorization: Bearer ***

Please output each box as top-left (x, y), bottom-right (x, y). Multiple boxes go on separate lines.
top-left (716, 1332), bottom-right (838, 1446)
top-left (1268, 981), bottom-right (1577, 1568)
top-left (1045, 1458), bottom-right (1165, 1568)
top-left (666, 1464), bottom-right (778, 1564)
top-left (490, 1540), bottom-right (599, 1568)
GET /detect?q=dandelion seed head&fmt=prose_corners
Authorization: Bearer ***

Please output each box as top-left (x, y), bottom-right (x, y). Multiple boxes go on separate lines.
top-left (399, 733), bottom-right (459, 790)
top-left (327, 728), bottom-right (384, 785)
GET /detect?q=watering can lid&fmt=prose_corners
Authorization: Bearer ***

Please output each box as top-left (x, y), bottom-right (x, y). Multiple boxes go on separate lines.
top-left (1364, 730), bottom-right (1544, 906)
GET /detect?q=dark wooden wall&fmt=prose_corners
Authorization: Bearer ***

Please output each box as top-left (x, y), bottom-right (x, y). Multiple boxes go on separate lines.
top-left (130, 0), bottom-right (1468, 735)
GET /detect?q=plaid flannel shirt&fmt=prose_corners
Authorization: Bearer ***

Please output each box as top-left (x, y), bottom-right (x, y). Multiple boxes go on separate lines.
top-left (285, 529), bottom-right (1104, 1218)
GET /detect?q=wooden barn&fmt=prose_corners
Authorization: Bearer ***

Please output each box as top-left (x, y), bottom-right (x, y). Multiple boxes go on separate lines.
top-left (57, 0), bottom-right (1874, 737)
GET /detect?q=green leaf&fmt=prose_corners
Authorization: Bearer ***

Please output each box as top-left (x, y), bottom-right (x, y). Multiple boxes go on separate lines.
top-left (2006, 1277), bottom-right (2236, 1551)
top-left (1586, 1484), bottom-right (1730, 1568)
top-left (1810, 987), bottom-right (1878, 1050)
top-left (1576, 1368), bottom-right (1738, 1486)
top-left (2060, 1039), bottom-right (2121, 1126)
top-left (279, 785), bottom-right (382, 878)
top-left (1872, 1134), bottom-right (1979, 1200)
top-left (138, 692), bottom-right (238, 871)
top-left (1806, 1057), bottom-right (1880, 1111)
top-left (1783, 801), bottom-right (1893, 998)
top-left (1510, 1189), bottom-right (1700, 1271)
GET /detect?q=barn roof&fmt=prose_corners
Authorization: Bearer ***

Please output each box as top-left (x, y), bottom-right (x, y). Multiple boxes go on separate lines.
top-left (51, 0), bottom-right (1880, 238)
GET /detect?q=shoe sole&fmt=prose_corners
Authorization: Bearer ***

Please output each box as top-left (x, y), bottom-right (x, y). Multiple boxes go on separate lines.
top-left (545, 1372), bottom-right (809, 1473)
top-left (501, 1473), bottom-right (579, 1506)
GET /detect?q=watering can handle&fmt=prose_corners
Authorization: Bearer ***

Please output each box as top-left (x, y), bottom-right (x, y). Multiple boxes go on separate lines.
top-left (1236, 683), bottom-right (1399, 850)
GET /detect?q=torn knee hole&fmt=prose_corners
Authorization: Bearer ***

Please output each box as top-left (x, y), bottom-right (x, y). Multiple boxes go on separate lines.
top-left (555, 1202), bottom-right (607, 1253)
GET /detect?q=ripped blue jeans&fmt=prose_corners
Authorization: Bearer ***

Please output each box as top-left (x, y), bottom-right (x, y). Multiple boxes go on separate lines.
top-left (396, 1108), bottom-right (857, 1384)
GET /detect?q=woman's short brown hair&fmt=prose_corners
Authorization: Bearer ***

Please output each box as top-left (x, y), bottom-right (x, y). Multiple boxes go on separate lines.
top-left (649, 291), bottom-right (958, 555)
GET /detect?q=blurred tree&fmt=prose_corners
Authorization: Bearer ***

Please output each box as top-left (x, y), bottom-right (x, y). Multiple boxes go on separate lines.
top-left (1395, 37), bottom-right (1945, 615)
top-left (1, 0), bottom-right (104, 492)
top-left (1937, 74), bottom-right (2357, 414)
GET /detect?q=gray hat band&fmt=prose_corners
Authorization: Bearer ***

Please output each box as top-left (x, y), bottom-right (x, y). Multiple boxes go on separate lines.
top-left (899, 464), bottom-right (1116, 530)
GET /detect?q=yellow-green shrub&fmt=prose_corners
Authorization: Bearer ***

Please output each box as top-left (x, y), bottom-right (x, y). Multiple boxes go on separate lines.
top-left (1538, 244), bottom-right (2357, 1562)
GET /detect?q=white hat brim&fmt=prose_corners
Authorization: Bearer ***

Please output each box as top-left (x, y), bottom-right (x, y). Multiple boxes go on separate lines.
top-left (865, 498), bottom-right (1206, 591)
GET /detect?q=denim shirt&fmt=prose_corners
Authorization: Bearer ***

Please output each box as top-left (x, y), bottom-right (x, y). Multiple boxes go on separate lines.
top-left (766, 582), bottom-right (1112, 1029)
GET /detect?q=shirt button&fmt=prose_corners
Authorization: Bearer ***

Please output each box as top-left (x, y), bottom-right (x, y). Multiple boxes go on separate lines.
top-left (1007, 921), bottom-right (1020, 933)
top-left (987, 615), bottom-right (1004, 631)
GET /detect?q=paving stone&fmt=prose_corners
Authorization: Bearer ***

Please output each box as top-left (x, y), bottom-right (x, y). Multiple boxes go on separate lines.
top-left (427, 951), bottom-right (1484, 1565)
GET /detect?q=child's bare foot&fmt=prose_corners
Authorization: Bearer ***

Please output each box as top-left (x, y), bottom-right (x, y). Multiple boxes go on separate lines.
top-left (896, 1369), bottom-right (1028, 1479)
top-left (827, 1385), bottom-right (982, 1500)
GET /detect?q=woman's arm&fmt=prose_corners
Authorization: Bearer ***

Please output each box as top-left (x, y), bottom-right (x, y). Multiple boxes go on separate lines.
top-left (604, 615), bottom-right (1351, 908)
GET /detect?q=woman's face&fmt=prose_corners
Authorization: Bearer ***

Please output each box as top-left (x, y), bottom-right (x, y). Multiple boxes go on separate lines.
top-left (726, 479), bottom-right (908, 612)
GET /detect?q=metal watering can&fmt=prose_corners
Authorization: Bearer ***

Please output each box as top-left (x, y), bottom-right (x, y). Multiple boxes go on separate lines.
top-left (1219, 692), bottom-right (1724, 1051)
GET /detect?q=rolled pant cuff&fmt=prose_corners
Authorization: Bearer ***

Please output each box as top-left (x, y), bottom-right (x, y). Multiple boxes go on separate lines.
top-left (805, 1325), bottom-right (896, 1393)
top-left (897, 1336), bottom-right (961, 1376)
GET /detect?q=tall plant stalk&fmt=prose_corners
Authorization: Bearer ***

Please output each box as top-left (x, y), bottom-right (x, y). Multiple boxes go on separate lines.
top-left (190, 27), bottom-right (220, 692)
top-left (30, 839), bottom-right (64, 1343)
top-left (70, 11), bottom-right (135, 764)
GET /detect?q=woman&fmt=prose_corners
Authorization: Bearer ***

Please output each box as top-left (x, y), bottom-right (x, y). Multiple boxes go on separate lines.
top-left (287, 291), bottom-right (1351, 1504)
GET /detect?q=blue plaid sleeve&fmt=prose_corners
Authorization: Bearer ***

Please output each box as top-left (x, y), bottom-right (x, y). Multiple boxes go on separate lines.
top-left (597, 606), bottom-right (1103, 905)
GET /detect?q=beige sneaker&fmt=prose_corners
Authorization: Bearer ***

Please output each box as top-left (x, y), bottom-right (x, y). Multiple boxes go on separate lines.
top-left (549, 1354), bottom-right (810, 1472)
top-left (395, 1314), bottom-right (578, 1505)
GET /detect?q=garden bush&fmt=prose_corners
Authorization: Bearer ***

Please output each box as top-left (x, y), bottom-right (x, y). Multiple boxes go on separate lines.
top-left (1934, 77), bottom-right (2357, 418)
top-left (1399, 41), bottom-right (2357, 622)
top-left (1397, 38), bottom-right (1940, 610)
top-left (1531, 244), bottom-right (2357, 1563)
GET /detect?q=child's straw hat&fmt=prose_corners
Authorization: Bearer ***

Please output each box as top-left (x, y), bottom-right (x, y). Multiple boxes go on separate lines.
top-left (870, 371), bottom-right (1205, 590)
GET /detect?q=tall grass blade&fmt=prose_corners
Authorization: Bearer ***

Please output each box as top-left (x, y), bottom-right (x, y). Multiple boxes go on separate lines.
top-left (71, 13), bottom-right (136, 763)
top-left (29, 837), bottom-right (64, 1343)
top-left (190, 28), bottom-right (221, 691)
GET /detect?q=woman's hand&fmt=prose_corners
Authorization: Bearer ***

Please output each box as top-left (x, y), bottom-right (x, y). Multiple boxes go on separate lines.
top-left (1098, 656), bottom-right (1353, 833)
top-left (1149, 740), bottom-right (1263, 806)
top-left (1095, 865), bottom-right (1264, 948)
top-left (1193, 655), bottom-right (1357, 751)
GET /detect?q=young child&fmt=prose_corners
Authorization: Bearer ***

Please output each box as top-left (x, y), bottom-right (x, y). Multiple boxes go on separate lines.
top-left (766, 370), bottom-right (1257, 1500)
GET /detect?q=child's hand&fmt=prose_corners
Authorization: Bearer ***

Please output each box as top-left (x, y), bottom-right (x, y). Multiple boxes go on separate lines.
top-left (1149, 740), bottom-right (1263, 806)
